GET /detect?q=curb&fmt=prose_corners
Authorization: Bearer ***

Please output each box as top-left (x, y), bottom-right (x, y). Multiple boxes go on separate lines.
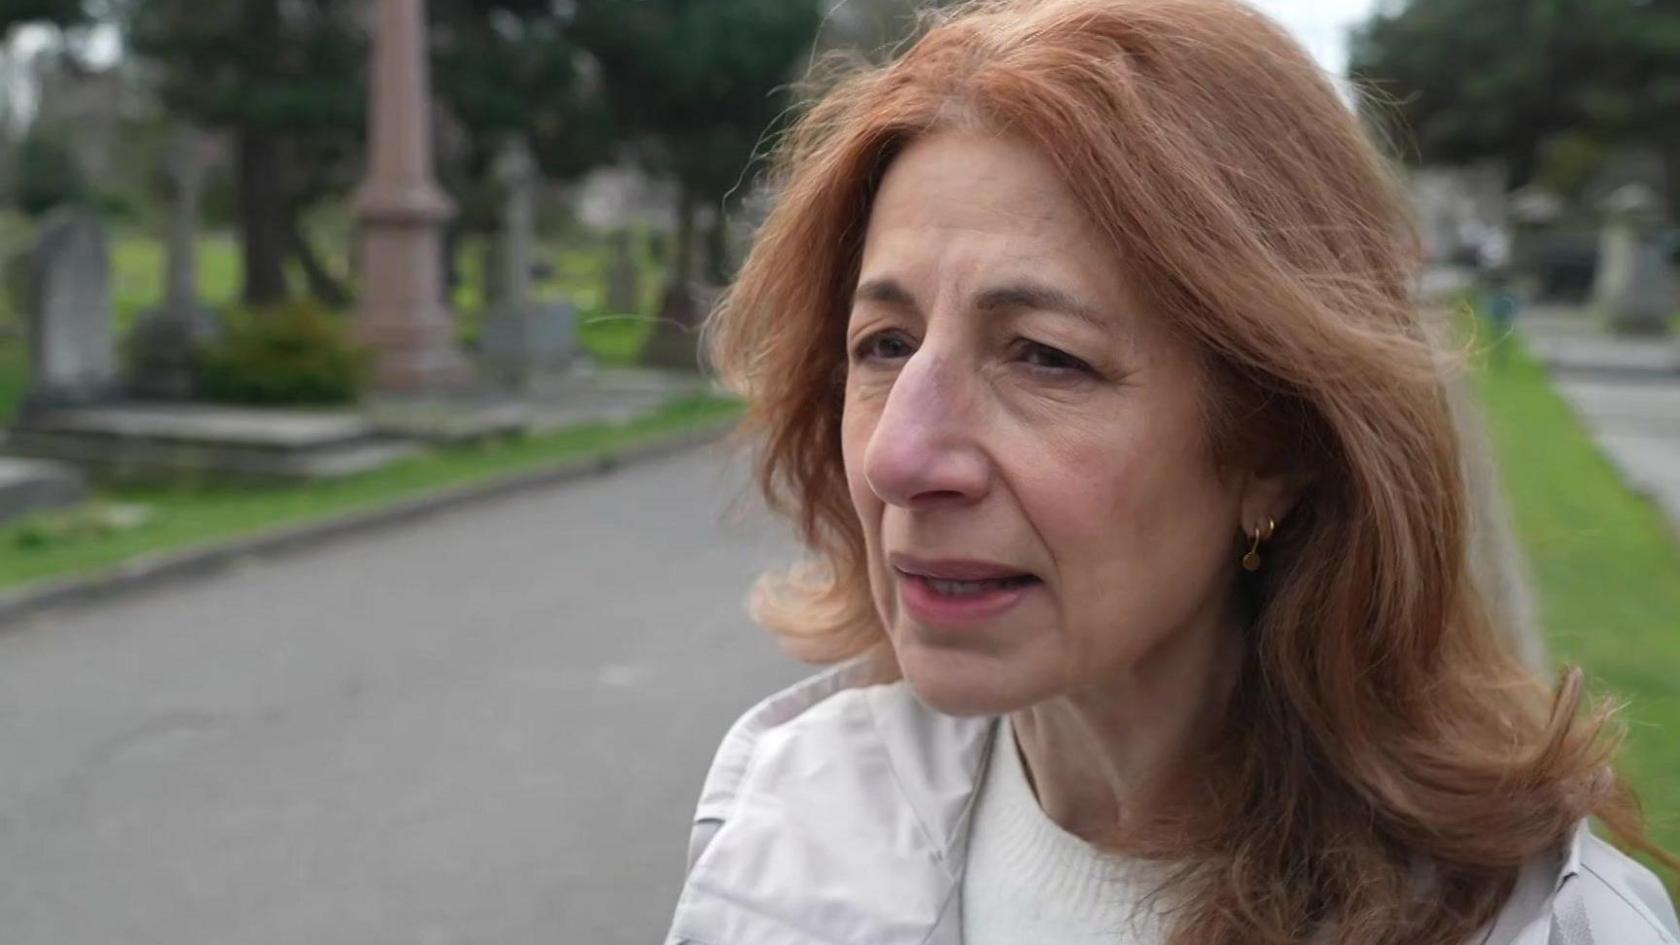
top-left (0, 421), bottom-right (735, 629)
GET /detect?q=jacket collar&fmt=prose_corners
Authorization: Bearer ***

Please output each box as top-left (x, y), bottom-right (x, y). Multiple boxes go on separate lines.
top-left (669, 665), bottom-right (1594, 945)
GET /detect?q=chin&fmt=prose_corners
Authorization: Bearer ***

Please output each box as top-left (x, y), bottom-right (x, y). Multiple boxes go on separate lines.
top-left (893, 637), bottom-right (1046, 718)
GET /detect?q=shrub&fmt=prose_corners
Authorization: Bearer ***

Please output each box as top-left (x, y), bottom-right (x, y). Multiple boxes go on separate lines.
top-left (196, 301), bottom-right (372, 406)
top-left (16, 127), bottom-right (87, 218)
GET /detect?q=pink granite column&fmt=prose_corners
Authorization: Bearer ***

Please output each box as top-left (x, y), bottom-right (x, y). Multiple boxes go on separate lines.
top-left (353, 0), bottom-right (471, 393)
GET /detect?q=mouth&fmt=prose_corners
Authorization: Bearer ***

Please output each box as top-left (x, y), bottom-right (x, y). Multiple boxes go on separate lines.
top-left (903, 573), bottom-right (1040, 597)
top-left (889, 554), bottom-right (1042, 625)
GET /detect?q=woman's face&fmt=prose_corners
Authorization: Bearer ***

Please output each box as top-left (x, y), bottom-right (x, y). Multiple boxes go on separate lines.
top-left (842, 131), bottom-right (1267, 716)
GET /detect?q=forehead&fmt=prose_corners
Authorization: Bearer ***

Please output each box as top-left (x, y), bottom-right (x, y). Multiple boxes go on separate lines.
top-left (865, 131), bottom-right (1100, 258)
top-left (857, 132), bottom-right (1147, 334)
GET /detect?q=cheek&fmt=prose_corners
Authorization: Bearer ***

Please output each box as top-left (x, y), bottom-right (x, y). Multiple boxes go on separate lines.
top-left (1033, 427), bottom-right (1236, 635)
top-left (840, 398), bottom-right (877, 521)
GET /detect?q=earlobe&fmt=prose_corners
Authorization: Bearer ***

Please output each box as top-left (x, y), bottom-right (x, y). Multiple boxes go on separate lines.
top-left (1238, 468), bottom-right (1302, 536)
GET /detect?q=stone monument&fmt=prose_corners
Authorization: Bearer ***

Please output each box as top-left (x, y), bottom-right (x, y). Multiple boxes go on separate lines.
top-left (605, 229), bottom-right (641, 315)
top-left (1508, 186), bottom-right (1563, 300)
top-left (129, 127), bottom-right (223, 399)
top-left (479, 137), bottom-right (578, 389)
top-left (352, 0), bottom-right (472, 393)
top-left (24, 206), bottom-right (116, 411)
top-left (1591, 183), bottom-right (1676, 336)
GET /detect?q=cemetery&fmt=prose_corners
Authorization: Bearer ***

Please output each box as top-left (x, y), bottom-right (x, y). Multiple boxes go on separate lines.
top-left (0, 0), bottom-right (763, 589)
top-left (1, 0), bottom-right (1678, 939)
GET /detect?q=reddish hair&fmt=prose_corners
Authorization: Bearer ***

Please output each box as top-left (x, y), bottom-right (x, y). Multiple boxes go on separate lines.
top-left (707, 1), bottom-right (1671, 942)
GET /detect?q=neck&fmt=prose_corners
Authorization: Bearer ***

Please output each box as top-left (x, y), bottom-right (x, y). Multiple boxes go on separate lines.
top-left (1007, 596), bottom-right (1243, 847)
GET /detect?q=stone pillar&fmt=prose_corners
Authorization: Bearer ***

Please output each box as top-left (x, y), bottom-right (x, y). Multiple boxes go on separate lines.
top-left (496, 138), bottom-right (537, 316)
top-left (1591, 183), bottom-right (1676, 336)
top-left (353, 0), bottom-right (471, 394)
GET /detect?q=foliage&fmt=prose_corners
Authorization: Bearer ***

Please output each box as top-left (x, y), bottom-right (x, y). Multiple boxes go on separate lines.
top-left (1473, 335), bottom-right (1680, 856)
top-left (1350, 0), bottom-right (1680, 204)
top-left (15, 124), bottom-right (87, 217)
top-left (125, 0), bottom-right (365, 305)
top-left (195, 300), bottom-right (371, 405)
top-left (431, 0), bottom-right (616, 188)
top-left (125, 0), bottom-right (625, 306)
top-left (571, 0), bottom-right (824, 282)
top-left (0, 0), bottom-right (88, 38)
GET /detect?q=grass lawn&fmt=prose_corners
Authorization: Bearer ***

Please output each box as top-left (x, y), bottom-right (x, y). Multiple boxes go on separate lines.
top-left (0, 393), bottom-right (741, 593)
top-left (1474, 335), bottom-right (1680, 855)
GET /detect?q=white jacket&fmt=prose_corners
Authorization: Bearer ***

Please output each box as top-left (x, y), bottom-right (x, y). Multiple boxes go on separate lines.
top-left (667, 661), bottom-right (1680, 945)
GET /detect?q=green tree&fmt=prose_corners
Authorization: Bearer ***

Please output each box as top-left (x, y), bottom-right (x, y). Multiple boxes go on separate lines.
top-left (129, 0), bottom-right (616, 309)
top-left (1350, 0), bottom-right (1680, 216)
top-left (572, 0), bottom-right (824, 295)
top-left (15, 122), bottom-right (85, 215)
top-left (0, 0), bottom-right (89, 38)
top-left (430, 0), bottom-right (615, 300)
top-left (127, 0), bottom-right (363, 306)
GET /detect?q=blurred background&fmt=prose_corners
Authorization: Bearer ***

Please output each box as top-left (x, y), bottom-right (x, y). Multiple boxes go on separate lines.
top-left (0, 0), bottom-right (1674, 942)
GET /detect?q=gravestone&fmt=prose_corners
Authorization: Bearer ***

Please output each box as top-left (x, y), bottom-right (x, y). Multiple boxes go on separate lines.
top-left (640, 281), bottom-right (718, 372)
top-left (605, 229), bottom-right (641, 314)
top-left (1508, 186), bottom-right (1564, 299)
top-left (25, 206), bottom-right (116, 410)
top-left (0, 457), bottom-right (88, 525)
top-left (130, 127), bottom-right (222, 399)
top-left (480, 138), bottom-right (578, 389)
top-left (1591, 183), bottom-right (1675, 336)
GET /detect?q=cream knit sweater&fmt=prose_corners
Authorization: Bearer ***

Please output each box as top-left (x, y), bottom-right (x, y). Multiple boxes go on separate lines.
top-left (960, 719), bottom-right (1173, 945)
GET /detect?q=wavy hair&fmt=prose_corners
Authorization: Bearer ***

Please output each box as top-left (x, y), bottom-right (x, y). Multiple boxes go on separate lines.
top-left (706, 1), bottom-right (1672, 941)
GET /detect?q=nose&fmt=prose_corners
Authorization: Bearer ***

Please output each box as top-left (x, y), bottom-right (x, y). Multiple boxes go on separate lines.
top-left (862, 348), bottom-right (990, 510)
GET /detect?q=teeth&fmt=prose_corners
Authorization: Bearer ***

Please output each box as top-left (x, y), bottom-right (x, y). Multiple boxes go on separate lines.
top-left (925, 577), bottom-right (1019, 597)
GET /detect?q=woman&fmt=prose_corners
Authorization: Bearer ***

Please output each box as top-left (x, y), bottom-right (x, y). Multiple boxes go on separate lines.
top-left (666, 1), bottom-right (1680, 942)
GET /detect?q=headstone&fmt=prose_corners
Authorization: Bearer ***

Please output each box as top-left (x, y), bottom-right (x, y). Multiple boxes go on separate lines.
top-left (1508, 186), bottom-right (1564, 299)
top-left (1591, 183), bottom-right (1676, 336)
top-left (640, 281), bottom-right (718, 372)
top-left (480, 138), bottom-right (577, 388)
top-left (0, 457), bottom-right (88, 525)
top-left (25, 206), bottom-right (116, 410)
top-left (605, 229), bottom-right (641, 314)
top-left (130, 127), bottom-right (222, 400)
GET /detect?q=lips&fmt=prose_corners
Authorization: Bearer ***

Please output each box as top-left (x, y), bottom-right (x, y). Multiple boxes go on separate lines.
top-left (889, 553), bottom-right (1041, 627)
top-left (888, 552), bottom-right (1037, 583)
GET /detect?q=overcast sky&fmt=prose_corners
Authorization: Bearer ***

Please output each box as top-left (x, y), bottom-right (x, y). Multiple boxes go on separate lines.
top-left (1246, 0), bottom-right (1382, 74)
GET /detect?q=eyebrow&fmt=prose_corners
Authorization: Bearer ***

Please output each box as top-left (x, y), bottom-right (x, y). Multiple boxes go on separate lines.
top-left (852, 277), bottom-right (1109, 329)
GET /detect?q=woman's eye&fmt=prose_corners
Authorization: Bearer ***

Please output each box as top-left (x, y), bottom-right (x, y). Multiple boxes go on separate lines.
top-left (852, 330), bottom-right (915, 362)
top-left (1017, 340), bottom-right (1093, 375)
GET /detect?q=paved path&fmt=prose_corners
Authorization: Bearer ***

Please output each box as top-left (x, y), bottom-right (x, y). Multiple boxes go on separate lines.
top-left (1518, 306), bottom-right (1680, 536)
top-left (0, 445), bottom-right (808, 945)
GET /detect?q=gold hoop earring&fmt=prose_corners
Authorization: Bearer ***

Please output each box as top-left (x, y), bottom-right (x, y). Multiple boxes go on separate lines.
top-left (1242, 517), bottom-right (1276, 572)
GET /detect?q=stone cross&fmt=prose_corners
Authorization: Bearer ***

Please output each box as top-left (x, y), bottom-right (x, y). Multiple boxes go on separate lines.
top-left (480, 137), bottom-right (577, 388)
top-left (130, 126), bottom-right (222, 400)
top-left (1591, 183), bottom-right (1675, 336)
top-left (25, 206), bottom-right (116, 410)
top-left (353, 0), bottom-right (472, 393)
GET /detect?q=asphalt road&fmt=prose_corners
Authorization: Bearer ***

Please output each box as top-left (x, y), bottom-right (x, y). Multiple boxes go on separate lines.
top-left (0, 443), bottom-right (809, 945)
